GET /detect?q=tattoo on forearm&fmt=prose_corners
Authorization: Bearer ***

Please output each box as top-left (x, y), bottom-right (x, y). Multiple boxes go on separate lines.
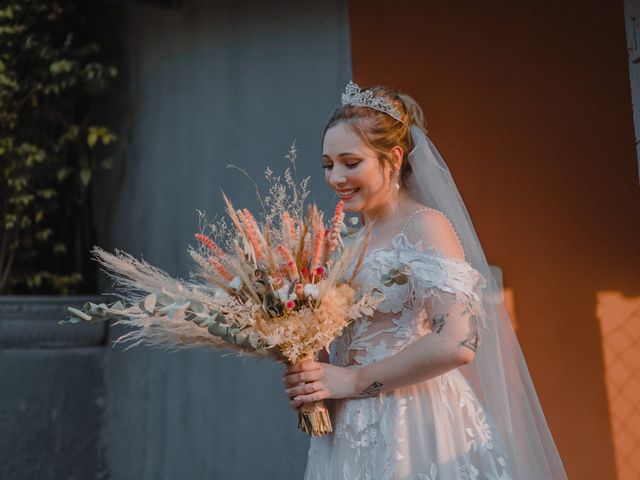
top-left (459, 315), bottom-right (480, 352)
top-left (359, 381), bottom-right (383, 396)
top-left (431, 313), bottom-right (448, 334)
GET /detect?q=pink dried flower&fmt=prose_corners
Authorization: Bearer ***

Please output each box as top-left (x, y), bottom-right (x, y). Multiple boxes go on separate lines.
top-left (312, 224), bottom-right (325, 268)
top-left (277, 245), bottom-right (299, 278)
top-left (285, 299), bottom-right (296, 310)
top-left (207, 256), bottom-right (233, 282)
top-left (281, 212), bottom-right (296, 245)
top-left (330, 200), bottom-right (345, 250)
top-left (238, 209), bottom-right (263, 260)
top-left (195, 234), bottom-right (226, 259)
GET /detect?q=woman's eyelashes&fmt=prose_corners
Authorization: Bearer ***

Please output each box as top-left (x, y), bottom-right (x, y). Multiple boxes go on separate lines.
top-left (321, 160), bottom-right (361, 170)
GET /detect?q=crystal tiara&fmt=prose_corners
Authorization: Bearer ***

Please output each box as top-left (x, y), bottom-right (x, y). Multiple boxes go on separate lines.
top-left (341, 81), bottom-right (403, 123)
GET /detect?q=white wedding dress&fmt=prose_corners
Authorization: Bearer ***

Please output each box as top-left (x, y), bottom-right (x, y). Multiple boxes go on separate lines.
top-left (303, 211), bottom-right (512, 480)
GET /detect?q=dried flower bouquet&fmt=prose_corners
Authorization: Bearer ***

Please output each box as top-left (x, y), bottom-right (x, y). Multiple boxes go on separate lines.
top-left (66, 157), bottom-right (381, 436)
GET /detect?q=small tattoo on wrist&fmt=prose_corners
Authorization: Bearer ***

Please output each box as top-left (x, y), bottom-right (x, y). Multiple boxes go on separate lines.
top-left (359, 381), bottom-right (383, 396)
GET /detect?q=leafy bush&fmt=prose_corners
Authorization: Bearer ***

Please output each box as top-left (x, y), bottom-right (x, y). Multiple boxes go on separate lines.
top-left (0, 1), bottom-right (119, 294)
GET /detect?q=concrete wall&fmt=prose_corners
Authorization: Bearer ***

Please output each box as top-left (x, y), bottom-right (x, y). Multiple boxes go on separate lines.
top-left (624, 0), bottom-right (640, 183)
top-left (347, 1), bottom-right (640, 478)
top-left (94, 1), bottom-right (351, 479)
top-left (0, 296), bottom-right (107, 480)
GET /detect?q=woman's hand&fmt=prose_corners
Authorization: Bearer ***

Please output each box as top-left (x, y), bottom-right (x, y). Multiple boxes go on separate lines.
top-left (283, 360), bottom-right (358, 409)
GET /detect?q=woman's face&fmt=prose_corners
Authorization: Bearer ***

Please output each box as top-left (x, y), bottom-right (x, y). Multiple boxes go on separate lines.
top-left (322, 123), bottom-right (393, 214)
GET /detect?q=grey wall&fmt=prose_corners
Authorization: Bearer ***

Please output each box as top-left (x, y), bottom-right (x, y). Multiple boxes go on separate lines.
top-left (0, 297), bottom-right (107, 480)
top-left (624, 0), bottom-right (640, 184)
top-left (95, 1), bottom-right (351, 478)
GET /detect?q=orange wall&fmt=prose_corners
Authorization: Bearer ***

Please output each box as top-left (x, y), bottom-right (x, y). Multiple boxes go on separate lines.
top-left (348, 1), bottom-right (640, 478)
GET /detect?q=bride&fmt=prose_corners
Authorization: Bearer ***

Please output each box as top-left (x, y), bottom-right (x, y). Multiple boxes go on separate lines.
top-left (283, 82), bottom-right (567, 479)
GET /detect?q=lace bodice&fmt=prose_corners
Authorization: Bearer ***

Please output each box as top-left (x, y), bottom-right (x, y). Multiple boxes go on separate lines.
top-left (330, 230), bottom-right (487, 368)
top-left (306, 224), bottom-right (512, 480)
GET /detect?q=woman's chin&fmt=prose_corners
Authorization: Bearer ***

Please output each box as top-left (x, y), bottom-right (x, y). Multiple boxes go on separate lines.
top-left (341, 200), bottom-right (364, 213)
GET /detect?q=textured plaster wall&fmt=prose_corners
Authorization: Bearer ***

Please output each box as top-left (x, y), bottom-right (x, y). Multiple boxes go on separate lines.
top-left (348, 1), bottom-right (640, 478)
top-left (0, 296), bottom-right (107, 480)
top-left (93, 1), bottom-right (352, 479)
top-left (624, 0), bottom-right (640, 182)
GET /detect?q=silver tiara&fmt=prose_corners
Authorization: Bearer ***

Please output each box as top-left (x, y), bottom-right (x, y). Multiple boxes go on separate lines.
top-left (341, 81), bottom-right (403, 123)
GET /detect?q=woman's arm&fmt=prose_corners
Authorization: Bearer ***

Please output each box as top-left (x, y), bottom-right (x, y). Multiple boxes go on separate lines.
top-left (353, 294), bottom-right (476, 397)
top-left (284, 289), bottom-right (477, 406)
top-left (284, 209), bottom-right (478, 407)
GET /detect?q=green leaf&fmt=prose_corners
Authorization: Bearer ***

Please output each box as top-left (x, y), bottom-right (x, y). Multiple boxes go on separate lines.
top-left (87, 131), bottom-right (98, 147)
top-left (37, 189), bottom-right (56, 199)
top-left (67, 306), bottom-right (92, 321)
top-left (112, 301), bottom-right (125, 311)
top-left (57, 167), bottom-right (71, 182)
top-left (35, 229), bottom-right (53, 241)
top-left (87, 126), bottom-right (116, 147)
top-left (100, 157), bottom-right (114, 169)
top-left (144, 293), bottom-right (157, 313)
top-left (157, 292), bottom-right (174, 305)
top-left (50, 60), bottom-right (74, 75)
top-left (79, 168), bottom-right (91, 186)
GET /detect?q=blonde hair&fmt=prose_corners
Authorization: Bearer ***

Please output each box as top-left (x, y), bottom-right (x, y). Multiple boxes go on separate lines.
top-left (323, 86), bottom-right (428, 189)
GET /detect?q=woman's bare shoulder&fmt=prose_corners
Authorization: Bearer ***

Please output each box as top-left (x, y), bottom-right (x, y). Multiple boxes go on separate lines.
top-left (403, 207), bottom-right (465, 261)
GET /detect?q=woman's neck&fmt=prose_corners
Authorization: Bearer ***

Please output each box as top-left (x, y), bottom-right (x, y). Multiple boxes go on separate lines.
top-left (362, 189), bottom-right (414, 225)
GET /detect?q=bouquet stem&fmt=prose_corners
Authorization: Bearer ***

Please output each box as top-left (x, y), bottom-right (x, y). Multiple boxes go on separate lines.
top-left (297, 400), bottom-right (332, 436)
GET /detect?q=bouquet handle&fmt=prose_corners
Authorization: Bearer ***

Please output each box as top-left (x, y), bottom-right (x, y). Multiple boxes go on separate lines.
top-left (297, 400), bottom-right (332, 437)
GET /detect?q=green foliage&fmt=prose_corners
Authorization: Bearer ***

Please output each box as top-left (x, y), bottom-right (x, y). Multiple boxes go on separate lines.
top-left (0, 1), bottom-right (119, 294)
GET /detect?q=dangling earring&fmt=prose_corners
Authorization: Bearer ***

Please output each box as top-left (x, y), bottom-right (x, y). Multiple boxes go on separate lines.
top-left (392, 170), bottom-right (400, 191)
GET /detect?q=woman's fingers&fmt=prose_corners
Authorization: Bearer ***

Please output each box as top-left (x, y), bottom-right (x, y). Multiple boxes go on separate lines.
top-left (293, 390), bottom-right (329, 405)
top-left (284, 360), bottom-right (319, 375)
top-left (285, 381), bottom-right (324, 399)
top-left (283, 361), bottom-right (327, 408)
top-left (283, 366), bottom-right (322, 387)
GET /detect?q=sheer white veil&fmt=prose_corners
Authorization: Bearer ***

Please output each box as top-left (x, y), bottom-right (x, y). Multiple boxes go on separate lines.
top-left (406, 125), bottom-right (567, 478)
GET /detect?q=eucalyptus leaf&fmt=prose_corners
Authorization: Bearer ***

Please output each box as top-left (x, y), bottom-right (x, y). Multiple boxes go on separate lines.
top-left (112, 300), bottom-right (125, 311)
top-left (190, 300), bottom-right (204, 314)
top-left (207, 322), bottom-right (228, 337)
top-left (67, 306), bottom-right (92, 321)
top-left (94, 303), bottom-right (109, 315)
top-left (157, 292), bottom-right (174, 305)
top-left (169, 308), bottom-right (186, 322)
top-left (144, 293), bottom-right (157, 313)
top-left (173, 300), bottom-right (191, 311)
top-left (248, 331), bottom-right (261, 349)
top-left (154, 303), bottom-right (175, 315)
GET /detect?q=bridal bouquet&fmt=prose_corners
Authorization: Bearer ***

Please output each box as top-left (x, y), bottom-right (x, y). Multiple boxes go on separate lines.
top-left (65, 158), bottom-right (381, 436)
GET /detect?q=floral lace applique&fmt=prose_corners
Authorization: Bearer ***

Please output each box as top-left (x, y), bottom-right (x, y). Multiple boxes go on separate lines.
top-left (418, 463), bottom-right (439, 480)
top-left (312, 232), bottom-right (512, 480)
top-left (333, 393), bottom-right (410, 480)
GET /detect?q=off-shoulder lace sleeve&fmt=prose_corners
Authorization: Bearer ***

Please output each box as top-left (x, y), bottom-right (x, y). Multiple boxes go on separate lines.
top-left (395, 237), bottom-right (488, 349)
